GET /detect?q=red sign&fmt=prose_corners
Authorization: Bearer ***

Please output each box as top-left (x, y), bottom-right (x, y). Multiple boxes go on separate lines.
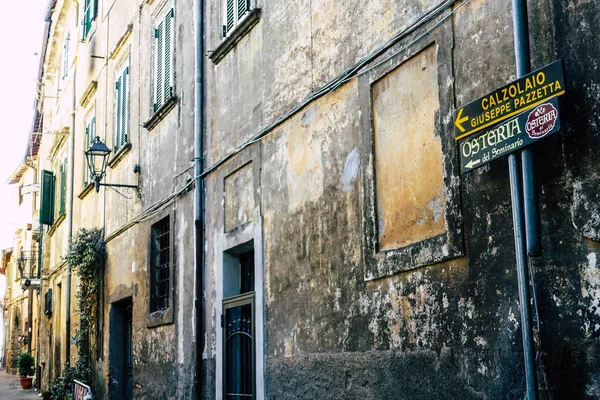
top-left (526, 102), bottom-right (558, 138)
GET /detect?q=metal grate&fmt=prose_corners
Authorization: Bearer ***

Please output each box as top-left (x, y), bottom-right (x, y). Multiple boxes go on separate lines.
top-left (225, 301), bottom-right (254, 399)
top-left (151, 216), bottom-right (170, 311)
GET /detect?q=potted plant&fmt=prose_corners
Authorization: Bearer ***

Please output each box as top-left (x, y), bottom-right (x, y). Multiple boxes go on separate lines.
top-left (17, 352), bottom-right (35, 389)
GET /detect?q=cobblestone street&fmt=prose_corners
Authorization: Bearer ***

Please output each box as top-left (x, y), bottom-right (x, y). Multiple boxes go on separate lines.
top-left (0, 369), bottom-right (40, 400)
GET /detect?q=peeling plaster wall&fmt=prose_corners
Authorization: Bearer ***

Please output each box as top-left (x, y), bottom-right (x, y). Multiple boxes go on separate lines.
top-left (204, 0), bottom-right (600, 399)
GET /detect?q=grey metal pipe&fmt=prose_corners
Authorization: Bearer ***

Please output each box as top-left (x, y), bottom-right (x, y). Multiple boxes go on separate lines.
top-left (508, 153), bottom-right (537, 400)
top-left (511, 1), bottom-right (539, 398)
top-left (65, 62), bottom-right (76, 366)
top-left (512, 0), bottom-right (541, 256)
top-left (194, 0), bottom-right (205, 397)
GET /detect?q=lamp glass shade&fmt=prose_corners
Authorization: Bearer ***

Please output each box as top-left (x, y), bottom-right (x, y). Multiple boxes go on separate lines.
top-left (85, 137), bottom-right (111, 181)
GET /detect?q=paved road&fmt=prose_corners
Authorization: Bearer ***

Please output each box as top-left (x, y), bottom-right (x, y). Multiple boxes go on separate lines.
top-left (0, 369), bottom-right (40, 399)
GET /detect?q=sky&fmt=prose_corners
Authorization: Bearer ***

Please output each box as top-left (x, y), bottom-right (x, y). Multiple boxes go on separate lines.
top-left (0, 1), bottom-right (47, 316)
top-left (0, 1), bottom-right (47, 251)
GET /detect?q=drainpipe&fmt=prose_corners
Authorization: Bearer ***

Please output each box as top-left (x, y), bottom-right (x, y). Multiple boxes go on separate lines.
top-left (65, 60), bottom-right (77, 367)
top-left (510, 0), bottom-right (537, 399)
top-left (194, 0), bottom-right (205, 397)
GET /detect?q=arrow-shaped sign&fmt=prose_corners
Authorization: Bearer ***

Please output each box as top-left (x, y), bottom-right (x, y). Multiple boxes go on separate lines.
top-left (465, 159), bottom-right (481, 169)
top-left (455, 108), bottom-right (469, 133)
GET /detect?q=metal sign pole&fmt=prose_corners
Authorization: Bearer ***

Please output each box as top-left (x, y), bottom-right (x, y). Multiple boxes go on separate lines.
top-left (511, 0), bottom-right (538, 398)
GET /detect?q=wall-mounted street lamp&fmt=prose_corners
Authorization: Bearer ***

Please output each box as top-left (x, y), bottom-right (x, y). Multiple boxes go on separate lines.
top-left (85, 136), bottom-right (140, 196)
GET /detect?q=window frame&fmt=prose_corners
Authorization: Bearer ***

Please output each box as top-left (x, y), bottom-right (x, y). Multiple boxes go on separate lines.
top-left (81, 0), bottom-right (98, 40)
top-left (113, 61), bottom-right (130, 153)
top-left (222, 0), bottom-right (251, 38)
top-left (147, 212), bottom-right (175, 328)
top-left (153, 7), bottom-right (175, 113)
top-left (84, 110), bottom-right (96, 186)
top-left (358, 20), bottom-right (463, 281)
top-left (58, 157), bottom-right (67, 216)
top-left (62, 33), bottom-right (70, 81)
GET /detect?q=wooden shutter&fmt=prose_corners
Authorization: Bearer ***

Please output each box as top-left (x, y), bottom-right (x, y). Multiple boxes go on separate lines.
top-left (122, 67), bottom-right (129, 144)
top-left (44, 289), bottom-right (53, 316)
top-left (115, 77), bottom-right (122, 151)
top-left (84, 117), bottom-right (96, 184)
top-left (164, 10), bottom-right (174, 104)
top-left (92, 0), bottom-right (98, 20)
top-left (226, 0), bottom-right (235, 35)
top-left (59, 159), bottom-right (67, 215)
top-left (63, 34), bottom-right (69, 79)
top-left (237, 0), bottom-right (247, 20)
top-left (40, 170), bottom-right (55, 226)
top-left (155, 21), bottom-right (165, 111)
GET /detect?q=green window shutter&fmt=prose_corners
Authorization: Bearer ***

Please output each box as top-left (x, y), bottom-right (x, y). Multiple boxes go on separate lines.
top-left (40, 170), bottom-right (55, 226)
top-left (164, 11), bottom-right (173, 103)
top-left (59, 159), bottom-right (67, 215)
top-left (122, 67), bottom-right (129, 144)
top-left (92, 0), bottom-right (98, 20)
top-left (237, 0), bottom-right (247, 20)
top-left (63, 34), bottom-right (70, 80)
top-left (226, 0), bottom-right (235, 34)
top-left (155, 21), bottom-right (165, 111)
top-left (115, 76), bottom-right (122, 151)
top-left (84, 123), bottom-right (90, 185)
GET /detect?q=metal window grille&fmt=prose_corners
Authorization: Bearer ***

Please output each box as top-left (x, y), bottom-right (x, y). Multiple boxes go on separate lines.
top-left (223, 293), bottom-right (254, 400)
top-left (151, 216), bottom-right (170, 312)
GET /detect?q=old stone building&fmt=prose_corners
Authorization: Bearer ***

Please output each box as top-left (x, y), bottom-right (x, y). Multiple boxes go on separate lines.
top-left (25, 0), bottom-right (197, 398)
top-left (5, 0), bottom-right (600, 399)
top-left (200, 0), bottom-right (600, 399)
top-left (2, 152), bottom-right (42, 375)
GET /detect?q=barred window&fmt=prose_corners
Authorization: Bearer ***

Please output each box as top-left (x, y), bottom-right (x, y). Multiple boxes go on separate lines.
top-left (150, 216), bottom-right (171, 312)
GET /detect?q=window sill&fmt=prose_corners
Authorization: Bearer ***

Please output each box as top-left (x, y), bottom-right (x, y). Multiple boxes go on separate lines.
top-left (108, 142), bottom-right (132, 169)
top-left (209, 8), bottom-right (261, 65)
top-left (48, 213), bottom-right (66, 237)
top-left (78, 182), bottom-right (95, 200)
top-left (143, 96), bottom-right (178, 131)
top-left (147, 308), bottom-right (174, 328)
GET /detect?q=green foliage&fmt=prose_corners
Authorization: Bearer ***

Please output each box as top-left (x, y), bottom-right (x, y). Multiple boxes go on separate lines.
top-left (49, 361), bottom-right (87, 400)
top-left (17, 352), bottom-right (35, 376)
top-left (49, 227), bottom-right (105, 398)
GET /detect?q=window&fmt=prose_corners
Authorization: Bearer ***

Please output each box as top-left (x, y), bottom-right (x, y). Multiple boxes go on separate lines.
top-left (150, 216), bottom-right (171, 312)
top-left (40, 170), bottom-right (55, 226)
top-left (84, 113), bottom-right (96, 185)
top-left (58, 158), bottom-right (67, 216)
top-left (154, 9), bottom-right (175, 112)
top-left (44, 289), bottom-right (53, 316)
top-left (114, 63), bottom-right (129, 152)
top-left (223, 247), bottom-right (255, 400)
top-left (62, 33), bottom-right (70, 81)
top-left (81, 0), bottom-right (98, 40)
top-left (223, 0), bottom-right (250, 37)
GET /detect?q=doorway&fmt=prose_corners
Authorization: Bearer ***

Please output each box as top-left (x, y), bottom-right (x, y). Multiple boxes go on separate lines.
top-left (109, 298), bottom-right (133, 400)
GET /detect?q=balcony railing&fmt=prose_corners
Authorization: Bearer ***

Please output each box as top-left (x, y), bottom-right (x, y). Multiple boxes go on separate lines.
top-left (17, 250), bottom-right (40, 280)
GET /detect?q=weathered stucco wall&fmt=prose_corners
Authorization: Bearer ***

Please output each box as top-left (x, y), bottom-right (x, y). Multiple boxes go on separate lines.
top-left (205, 0), bottom-right (600, 399)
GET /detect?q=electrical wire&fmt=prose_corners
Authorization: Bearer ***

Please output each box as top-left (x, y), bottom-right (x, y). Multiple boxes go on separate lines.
top-left (106, 0), bottom-right (471, 244)
top-left (200, 0), bottom-right (470, 179)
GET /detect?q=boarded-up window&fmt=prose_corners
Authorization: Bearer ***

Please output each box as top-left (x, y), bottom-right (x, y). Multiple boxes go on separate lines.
top-left (372, 45), bottom-right (446, 251)
top-left (360, 28), bottom-right (464, 280)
